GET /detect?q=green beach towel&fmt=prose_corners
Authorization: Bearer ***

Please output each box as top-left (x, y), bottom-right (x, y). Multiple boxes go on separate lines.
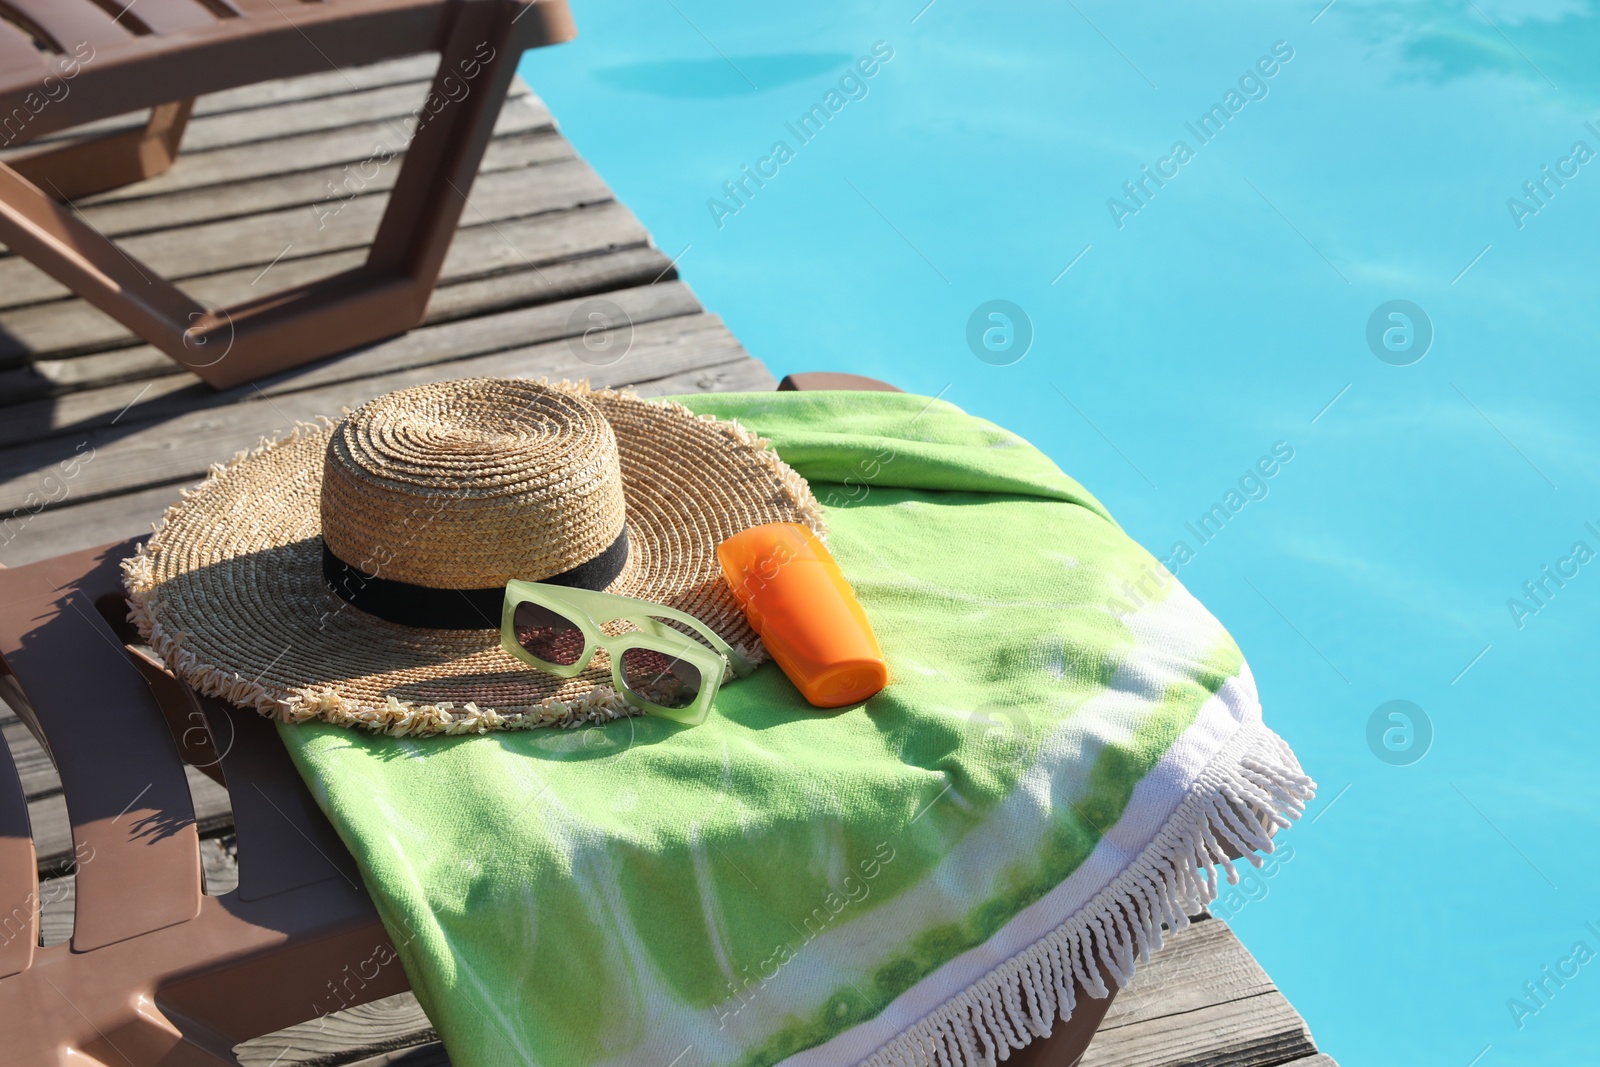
top-left (279, 390), bottom-right (1314, 1067)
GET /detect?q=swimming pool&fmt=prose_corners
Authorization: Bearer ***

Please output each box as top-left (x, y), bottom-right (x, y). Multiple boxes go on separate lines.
top-left (520, 2), bottom-right (1600, 1063)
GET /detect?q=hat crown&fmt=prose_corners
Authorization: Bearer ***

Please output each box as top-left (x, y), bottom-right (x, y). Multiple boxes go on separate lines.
top-left (320, 379), bottom-right (628, 591)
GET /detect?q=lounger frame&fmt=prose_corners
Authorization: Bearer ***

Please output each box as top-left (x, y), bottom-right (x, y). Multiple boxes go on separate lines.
top-left (0, 0), bottom-right (576, 389)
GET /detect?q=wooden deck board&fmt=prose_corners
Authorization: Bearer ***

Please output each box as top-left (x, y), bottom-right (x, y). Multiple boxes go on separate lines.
top-left (0, 205), bottom-right (666, 393)
top-left (69, 117), bottom-right (563, 242)
top-left (0, 310), bottom-right (751, 522)
top-left (187, 56), bottom-right (442, 117)
top-left (0, 157), bottom-right (610, 309)
top-left (1, 278), bottom-right (704, 451)
top-left (0, 58), bottom-right (1334, 1067)
top-left (1082, 920), bottom-right (1319, 1067)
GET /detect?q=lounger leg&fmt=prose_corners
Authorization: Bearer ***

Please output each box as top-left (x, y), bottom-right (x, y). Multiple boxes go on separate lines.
top-left (0, 159), bottom-right (214, 349)
top-left (365, 0), bottom-right (548, 299)
top-left (5, 100), bottom-right (194, 201)
top-left (171, 0), bottom-right (576, 390)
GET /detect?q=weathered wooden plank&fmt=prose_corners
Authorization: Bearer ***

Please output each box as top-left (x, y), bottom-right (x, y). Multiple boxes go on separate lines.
top-left (191, 56), bottom-right (441, 118)
top-left (1079, 991), bottom-right (1317, 1067)
top-left (0, 156), bottom-right (614, 308)
top-left (415, 245), bottom-right (675, 335)
top-left (346, 1044), bottom-right (451, 1067)
top-left (19, 790), bottom-right (67, 876)
top-left (0, 481), bottom-right (179, 569)
top-left (0, 676), bottom-right (22, 727)
top-left (1097, 919), bottom-right (1276, 1029)
top-left (235, 993), bottom-right (436, 1067)
top-left (250, 283), bottom-right (710, 398)
top-left (80, 103), bottom-right (546, 209)
top-left (0, 275), bottom-right (694, 450)
top-left (0, 218), bottom-right (660, 379)
top-left (0, 200), bottom-right (659, 375)
top-left (0, 349), bottom-right (771, 568)
top-left (180, 79), bottom-right (517, 155)
top-left (35, 865), bottom-right (75, 948)
top-left (77, 118), bottom-right (564, 241)
top-left (204, 835), bottom-right (240, 896)
top-left (0, 320), bottom-right (764, 562)
top-left (0, 315), bottom-right (752, 530)
top-left (651, 357), bottom-right (777, 395)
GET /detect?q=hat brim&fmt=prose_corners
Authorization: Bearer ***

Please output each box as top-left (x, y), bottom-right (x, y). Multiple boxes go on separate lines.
top-left (123, 384), bottom-right (824, 736)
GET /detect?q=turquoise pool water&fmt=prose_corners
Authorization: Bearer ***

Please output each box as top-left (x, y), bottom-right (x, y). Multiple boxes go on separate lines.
top-left (520, 3), bottom-right (1600, 1062)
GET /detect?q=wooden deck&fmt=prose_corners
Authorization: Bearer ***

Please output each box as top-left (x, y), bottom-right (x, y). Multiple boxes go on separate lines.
top-left (0, 58), bottom-right (1335, 1067)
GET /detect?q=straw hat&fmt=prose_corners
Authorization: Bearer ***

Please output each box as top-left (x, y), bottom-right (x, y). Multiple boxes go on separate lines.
top-left (123, 378), bottom-right (824, 736)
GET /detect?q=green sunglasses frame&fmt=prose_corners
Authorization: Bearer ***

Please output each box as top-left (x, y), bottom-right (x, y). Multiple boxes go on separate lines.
top-left (500, 580), bottom-right (754, 726)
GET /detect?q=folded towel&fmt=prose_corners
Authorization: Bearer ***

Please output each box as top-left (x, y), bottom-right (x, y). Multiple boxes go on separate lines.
top-left (280, 389), bottom-right (1315, 1067)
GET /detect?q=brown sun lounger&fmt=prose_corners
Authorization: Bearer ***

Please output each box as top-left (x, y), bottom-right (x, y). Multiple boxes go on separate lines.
top-left (0, 375), bottom-right (1130, 1066)
top-left (0, 0), bottom-right (576, 391)
top-left (0, 542), bottom-right (411, 1065)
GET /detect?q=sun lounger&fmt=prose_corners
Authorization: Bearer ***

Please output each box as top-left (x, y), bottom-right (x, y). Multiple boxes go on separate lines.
top-left (0, 0), bottom-right (575, 390)
top-left (0, 375), bottom-right (1149, 1066)
top-left (0, 541), bottom-right (406, 1064)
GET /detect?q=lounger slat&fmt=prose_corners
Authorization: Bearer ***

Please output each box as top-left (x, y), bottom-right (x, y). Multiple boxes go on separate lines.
top-left (24, 765), bottom-right (234, 876)
top-left (0, 1), bottom-right (452, 141)
top-left (0, 545), bottom-right (203, 952)
top-left (0, 710), bottom-right (35, 977)
top-left (228, 0), bottom-right (324, 15)
top-left (0, 17), bottom-right (45, 75)
top-left (2, 0), bottom-right (139, 52)
top-left (98, 0), bottom-right (222, 35)
top-left (213, 693), bottom-right (366, 902)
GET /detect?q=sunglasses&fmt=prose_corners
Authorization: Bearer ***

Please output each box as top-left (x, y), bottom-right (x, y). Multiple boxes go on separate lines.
top-left (500, 580), bottom-right (753, 726)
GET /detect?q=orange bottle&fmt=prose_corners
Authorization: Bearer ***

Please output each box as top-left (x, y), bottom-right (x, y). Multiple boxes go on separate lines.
top-left (717, 523), bottom-right (888, 708)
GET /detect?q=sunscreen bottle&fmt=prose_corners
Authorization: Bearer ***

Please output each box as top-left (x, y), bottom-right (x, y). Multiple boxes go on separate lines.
top-left (716, 523), bottom-right (888, 708)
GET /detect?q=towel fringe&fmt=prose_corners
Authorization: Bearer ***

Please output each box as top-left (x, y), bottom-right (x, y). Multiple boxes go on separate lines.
top-left (857, 718), bottom-right (1315, 1067)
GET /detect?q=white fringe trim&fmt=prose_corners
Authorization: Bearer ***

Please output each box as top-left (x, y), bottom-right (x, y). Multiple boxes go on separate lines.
top-left (857, 718), bottom-right (1315, 1067)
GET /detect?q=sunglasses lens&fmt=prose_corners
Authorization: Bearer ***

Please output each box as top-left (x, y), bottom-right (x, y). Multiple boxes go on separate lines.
top-left (513, 601), bottom-right (585, 666)
top-left (619, 647), bottom-right (703, 710)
